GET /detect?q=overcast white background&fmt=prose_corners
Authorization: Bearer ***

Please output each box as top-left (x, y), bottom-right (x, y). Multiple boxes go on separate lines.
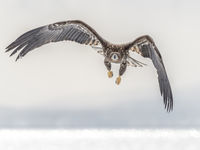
top-left (0, 0), bottom-right (200, 128)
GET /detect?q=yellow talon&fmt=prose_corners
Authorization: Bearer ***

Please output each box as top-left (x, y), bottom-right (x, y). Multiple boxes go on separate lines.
top-left (107, 71), bottom-right (113, 78)
top-left (115, 76), bottom-right (121, 85)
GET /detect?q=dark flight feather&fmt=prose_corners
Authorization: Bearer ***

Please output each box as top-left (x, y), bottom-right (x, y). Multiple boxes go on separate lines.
top-left (6, 20), bottom-right (105, 61)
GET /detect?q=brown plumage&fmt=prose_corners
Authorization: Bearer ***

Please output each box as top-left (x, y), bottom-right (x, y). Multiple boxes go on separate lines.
top-left (6, 20), bottom-right (173, 112)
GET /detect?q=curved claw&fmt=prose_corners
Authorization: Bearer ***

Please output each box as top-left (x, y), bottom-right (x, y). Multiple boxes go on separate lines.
top-left (107, 71), bottom-right (113, 78)
top-left (115, 76), bottom-right (121, 85)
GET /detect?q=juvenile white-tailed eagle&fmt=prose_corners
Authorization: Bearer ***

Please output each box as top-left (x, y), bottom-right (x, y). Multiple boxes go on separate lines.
top-left (6, 20), bottom-right (173, 112)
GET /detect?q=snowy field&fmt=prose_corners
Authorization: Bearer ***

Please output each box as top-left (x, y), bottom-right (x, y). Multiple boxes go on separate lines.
top-left (0, 129), bottom-right (200, 150)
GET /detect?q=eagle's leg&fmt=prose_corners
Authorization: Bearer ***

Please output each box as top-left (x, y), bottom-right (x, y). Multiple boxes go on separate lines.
top-left (116, 61), bottom-right (127, 85)
top-left (104, 58), bottom-right (113, 78)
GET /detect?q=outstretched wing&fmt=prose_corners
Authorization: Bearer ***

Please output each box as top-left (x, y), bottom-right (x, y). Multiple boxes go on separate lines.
top-left (6, 20), bottom-right (106, 61)
top-left (127, 35), bottom-right (173, 112)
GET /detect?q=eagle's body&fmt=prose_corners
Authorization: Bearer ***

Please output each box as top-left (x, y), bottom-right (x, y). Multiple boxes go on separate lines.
top-left (6, 20), bottom-right (173, 112)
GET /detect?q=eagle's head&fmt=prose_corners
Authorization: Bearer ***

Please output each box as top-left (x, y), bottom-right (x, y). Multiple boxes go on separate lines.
top-left (108, 52), bottom-right (122, 63)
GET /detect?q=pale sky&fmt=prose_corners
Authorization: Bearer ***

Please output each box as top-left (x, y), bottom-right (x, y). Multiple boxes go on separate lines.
top-left (0, 0), bottom-right (200, 127)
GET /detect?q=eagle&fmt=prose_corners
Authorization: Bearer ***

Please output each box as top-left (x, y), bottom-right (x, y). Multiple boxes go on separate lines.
top-left (6, 20), bottom-right (173, 112)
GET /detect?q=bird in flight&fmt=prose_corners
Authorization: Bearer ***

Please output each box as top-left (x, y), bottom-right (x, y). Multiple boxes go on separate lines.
top-left (6, 20), bottom-right (173, 111)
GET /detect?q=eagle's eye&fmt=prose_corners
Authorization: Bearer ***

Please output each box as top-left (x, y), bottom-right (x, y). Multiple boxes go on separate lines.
top-left (111, 53), bottom-right (119, 61)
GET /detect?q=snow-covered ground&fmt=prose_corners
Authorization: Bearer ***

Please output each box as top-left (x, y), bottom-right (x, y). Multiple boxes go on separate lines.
top-left (0, 129), bottom-right (200, 150)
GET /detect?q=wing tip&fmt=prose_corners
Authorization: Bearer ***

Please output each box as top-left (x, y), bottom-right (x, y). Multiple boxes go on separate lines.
top-left (5, 44), bottom-right (14, 52)
top-left (164, 95), bottom-right (173, 113)
top-left (15, 55), bottom-right (21, 61)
